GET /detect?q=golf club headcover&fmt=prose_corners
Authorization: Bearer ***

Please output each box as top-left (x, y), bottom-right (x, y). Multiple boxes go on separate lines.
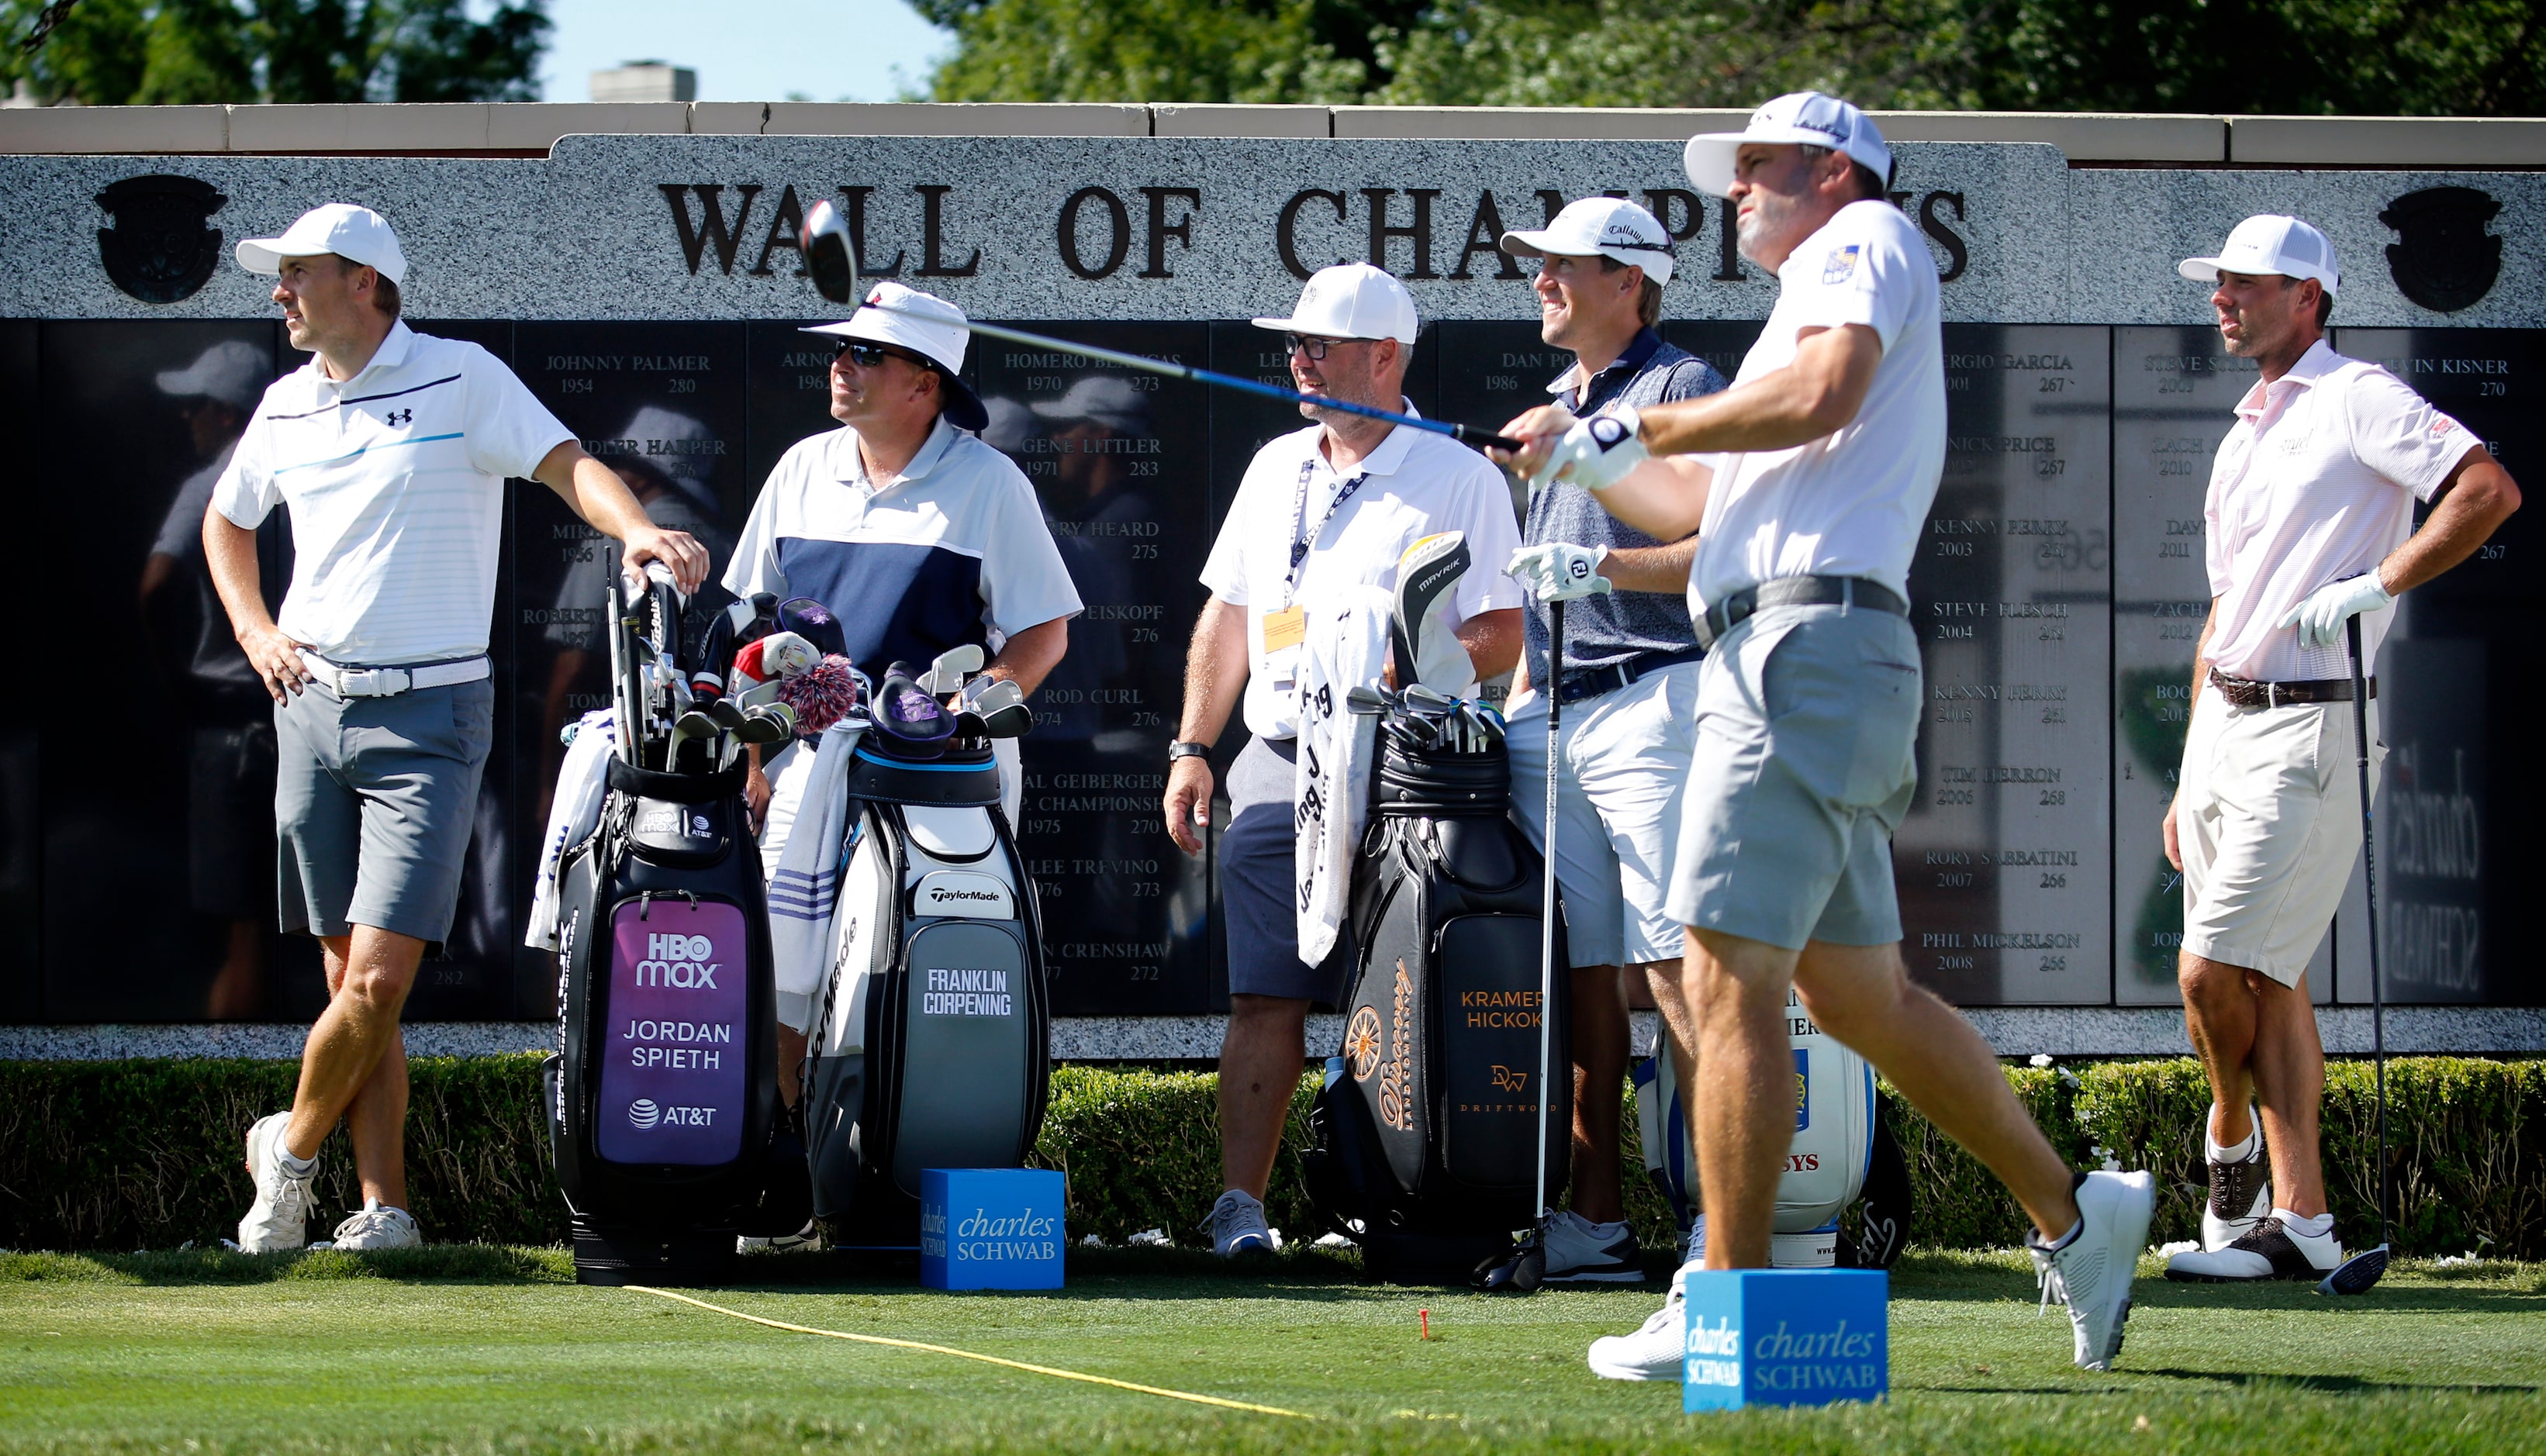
top-left (774, 654), bottom-right (862, 734)
top-left (730, 632), bottom-right (820, 694)
top-left (868, 668), bottom-right (956, 757)
top-left (776, 596), bottom-right (848, 660)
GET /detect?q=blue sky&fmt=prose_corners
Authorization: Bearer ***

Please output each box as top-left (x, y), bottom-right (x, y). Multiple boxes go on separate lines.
top-left (537, 1), bottom-right (955, 103)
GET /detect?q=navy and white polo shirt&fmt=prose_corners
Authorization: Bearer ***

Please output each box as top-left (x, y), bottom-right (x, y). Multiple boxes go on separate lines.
top-left (723, 416), bottom-right (1083, 669)
top-left (211, 321), bottom-right (575, 665)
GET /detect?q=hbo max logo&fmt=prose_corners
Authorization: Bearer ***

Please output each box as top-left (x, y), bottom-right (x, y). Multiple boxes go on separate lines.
top-left (634, 932), bottom-right (721, 990)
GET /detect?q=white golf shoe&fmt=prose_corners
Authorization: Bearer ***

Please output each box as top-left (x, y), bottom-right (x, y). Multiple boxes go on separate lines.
top-left (2028, 1169), bottom-right (2154, 1371)
top-left (1542, 1209), bottom-right (1645, 1284)
top-left (2201, 1106), bottom-right (2271, 1251)
top-left (2167, 1214), bottom-right (2342, 1282)
top-left (1587, 1260), bottom-right (1697, 1382)
top-left (330, 1199), bottom-right (422, 1251)
top-left (1200, 1189), bottom-right (1276, 1258)
top-left (236, 1112), bottom-right (314, 1254)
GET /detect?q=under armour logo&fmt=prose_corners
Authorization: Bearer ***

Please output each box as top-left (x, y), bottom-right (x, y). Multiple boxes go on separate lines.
top-left (385, 408), bottom-right (412, 426)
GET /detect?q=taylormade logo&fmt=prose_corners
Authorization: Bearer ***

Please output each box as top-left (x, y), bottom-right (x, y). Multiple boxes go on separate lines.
top-left (927, 885), bottom-right (1001, 905)
top-left (635, 930), bottom-right (720, 990)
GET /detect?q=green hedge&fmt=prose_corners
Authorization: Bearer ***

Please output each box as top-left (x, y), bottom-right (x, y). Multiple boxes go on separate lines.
top-left (2, 1056), bottom-right (2538, 1258)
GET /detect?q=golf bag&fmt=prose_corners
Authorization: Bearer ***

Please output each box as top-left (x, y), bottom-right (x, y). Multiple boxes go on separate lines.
top-left (1304, 716), bottom-right (1570, 1283)
top-left (800, 729), bottom-right (1052, 1247)
top-left (545, 570), bottom-right (793, 1286)
top-left (1634, 989), bottom-right (1912, 1268)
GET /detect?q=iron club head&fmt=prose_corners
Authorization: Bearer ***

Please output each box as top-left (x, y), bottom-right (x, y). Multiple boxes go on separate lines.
top-left (1345, 685), bottom-right (1394, 716)
top-left (1473, 1233), bottom-right (1546, 1294)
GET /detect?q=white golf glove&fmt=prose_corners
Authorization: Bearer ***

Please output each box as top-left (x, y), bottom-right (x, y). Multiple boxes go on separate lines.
top-left (1507, 542), bottom-right (1613, 603)
top-left (2278, 571), bottom-right (2394, 651)
top-left (1531, 405), bottom-right (1648, 492)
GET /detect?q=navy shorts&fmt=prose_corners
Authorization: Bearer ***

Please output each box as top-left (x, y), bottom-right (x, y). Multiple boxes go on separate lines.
top-left (1220, 737), bottom-right (1351, 1006)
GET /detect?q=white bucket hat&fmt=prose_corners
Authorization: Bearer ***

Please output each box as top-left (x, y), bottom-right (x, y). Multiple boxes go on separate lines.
top-left (1500, 195), bottom-right (1677, 286)
top-left (1252, 263), bottom-right (1418, 345)
top-left (235, 202), bottom-right (408, 284)
top-left (2178, 214), bottom-right (2341, 297)
top-left (800, 281), bottom-right (990, 432)
top-left (1681, 91), bottom-right (1893, 200)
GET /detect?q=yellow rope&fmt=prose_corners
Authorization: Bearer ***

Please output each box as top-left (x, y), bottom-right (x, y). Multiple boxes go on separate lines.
top-left (624, 1285), bottom-right (1320, 1421)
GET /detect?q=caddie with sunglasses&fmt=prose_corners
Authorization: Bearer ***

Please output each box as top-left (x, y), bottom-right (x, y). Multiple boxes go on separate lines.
top-left (1166, 263), bottom-right (1524, 1258)
top-left (722, 282), bottom-right (1082, 1184)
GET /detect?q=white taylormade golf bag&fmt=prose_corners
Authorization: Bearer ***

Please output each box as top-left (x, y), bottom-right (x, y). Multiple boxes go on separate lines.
top-left (800, 732), bottom-right (1052, 1248)
top-left (1635, 989), bottom-right (1912, 1268)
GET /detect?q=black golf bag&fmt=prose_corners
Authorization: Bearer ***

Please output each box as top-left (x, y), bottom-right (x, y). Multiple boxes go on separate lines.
top-left (1303, 717), bottom-right (1569, 1283)
top-left (544, 567), bottom-right (797, 1285)
top-left (800, 728), bottom-right (1052, 1248)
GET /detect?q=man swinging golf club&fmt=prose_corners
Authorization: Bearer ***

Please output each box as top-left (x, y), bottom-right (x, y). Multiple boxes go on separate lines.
top-left (213, 204), bottom-right (707, 1252)
top-left (1496, 92), bottom-right (2155, 1375)
top-left (2161, 216), bottom-right (2518, 1285)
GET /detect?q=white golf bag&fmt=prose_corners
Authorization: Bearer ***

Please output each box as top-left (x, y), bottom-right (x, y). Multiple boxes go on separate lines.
top-left (1635, 988), bottom-right (1904, 1268)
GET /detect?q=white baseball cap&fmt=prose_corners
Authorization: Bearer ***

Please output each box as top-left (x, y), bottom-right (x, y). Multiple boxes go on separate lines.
top-left (235, 202), bottom-right (408, 284)
top-left (1252, 263), bottom-right (1418, 345)
top-left (1500, 197), bottom-right (1677, 286)
top-left (800, 280), bottom-right (990, 432)
top-left (2178, 214), bottom-right (2341, 297)
top-left (156, 339), bottom-right (268, 412)
top-left (1031, 374), bottom-right (1149, 433)
top-left (1681, 91), bottom-right (1893, 200)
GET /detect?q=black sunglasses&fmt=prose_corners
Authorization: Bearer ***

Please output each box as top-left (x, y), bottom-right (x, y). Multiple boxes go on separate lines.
top-left (1281, 333), bottom-right (1378, 361)
top-left (834, 339), bottom-right (935, 371)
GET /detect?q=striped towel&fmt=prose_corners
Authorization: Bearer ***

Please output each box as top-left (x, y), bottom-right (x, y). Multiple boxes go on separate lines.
top-left (767, 718), bottom-right (864, 1031)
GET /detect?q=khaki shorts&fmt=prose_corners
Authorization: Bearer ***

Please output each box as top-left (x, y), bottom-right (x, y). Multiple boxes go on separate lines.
top-left (1506, 661), bottom-right (1698, 969)
top-left (2177, 690), bottom-right (2381, 987)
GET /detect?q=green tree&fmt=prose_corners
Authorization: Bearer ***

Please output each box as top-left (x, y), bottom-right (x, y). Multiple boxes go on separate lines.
top-left (4, 0), bottom-right (550, 105)
top-left (913, 0), bottom-right (1426, 102)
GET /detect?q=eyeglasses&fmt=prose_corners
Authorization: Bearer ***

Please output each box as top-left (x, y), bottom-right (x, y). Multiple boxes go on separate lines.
top-left (835, 340), bottom-right (931, 370)
top-left (1282, 333), bottom-right (1377, 361)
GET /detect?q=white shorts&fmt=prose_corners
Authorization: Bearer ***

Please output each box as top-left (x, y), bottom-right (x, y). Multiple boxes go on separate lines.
top-left (1505, 661), bottom-right (1698, 969)
top-left (2178, 689), bottom-right (2382, 988)
top-left (758, 735), bottom-right (1023, 878)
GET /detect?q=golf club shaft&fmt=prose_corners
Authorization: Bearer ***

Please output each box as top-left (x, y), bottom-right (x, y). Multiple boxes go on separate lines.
top-left (1534, 595), bottom-right (1563, 1224)
top-left (855, 301), bottom-right (1524, 453)
top-left (2347, 615), bottom-right (2387, 1246)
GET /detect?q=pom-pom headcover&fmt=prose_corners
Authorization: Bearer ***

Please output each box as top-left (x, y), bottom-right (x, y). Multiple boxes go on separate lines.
top-left (775, 654), bottom-right (861, 733)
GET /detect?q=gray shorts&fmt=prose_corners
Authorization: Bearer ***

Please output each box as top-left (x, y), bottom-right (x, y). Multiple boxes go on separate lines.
top-left (274, 677), bottom-right (494, 946)
top-left (1665, 603), bottom-right (1920, 951)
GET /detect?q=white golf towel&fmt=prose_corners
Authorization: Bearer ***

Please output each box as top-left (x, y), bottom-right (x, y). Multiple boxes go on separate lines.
top-left (767, 719), bottom-right (865, 1030)
top-left (1294, 588), bottom-right (1390, 965)
top-left (524, 709), bottom-right (617, 951)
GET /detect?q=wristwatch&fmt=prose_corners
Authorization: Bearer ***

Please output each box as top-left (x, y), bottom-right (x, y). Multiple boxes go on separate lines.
top-left (1167, 740), bottom-right (1211, 764)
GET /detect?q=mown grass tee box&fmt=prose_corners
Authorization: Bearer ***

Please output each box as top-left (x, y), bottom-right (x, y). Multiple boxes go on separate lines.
top-left (1683, 1268), bottom-right (1888, 1410)
top-left (920, 1168), bottom-right (1065, 1290)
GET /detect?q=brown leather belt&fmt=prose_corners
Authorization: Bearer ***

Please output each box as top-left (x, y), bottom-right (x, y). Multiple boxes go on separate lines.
top-left (2207, 667), bottom-right (2376, 709)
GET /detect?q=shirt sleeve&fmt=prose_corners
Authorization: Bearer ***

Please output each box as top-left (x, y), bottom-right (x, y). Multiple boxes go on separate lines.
top-left (2345, 367), bottom-right (2484, 502)
top-left (1445, 453), bottom-right (1526, 623)
top-left (720, 466), bottom-right (786, 602)
top-left (1784, 205), bottom-right (1919, 350)
top-left (2202, 439), bottom-right (2233, 597)
top-left (209, 409), bottom-right (280, 530)
top-left (974, 450), bottom-right (1084, 638)
top-left (1199, 454), bottom-right (1264, 607)
top-left (461, 345), bottom-right (577, 481)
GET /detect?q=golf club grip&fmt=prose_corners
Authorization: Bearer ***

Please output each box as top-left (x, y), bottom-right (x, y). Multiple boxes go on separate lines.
top-left (2345, 614), bottom-right (2389, 1241)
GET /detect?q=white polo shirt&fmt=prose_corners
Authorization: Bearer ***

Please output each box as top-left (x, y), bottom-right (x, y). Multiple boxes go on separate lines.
top-left (1201, 409), bottom-right (1523, 740)
top-left (212, 322), bottom-right (574, 664)
top-left (1691, 198), bottom-right (1946, 612)
top-left (723, 415), bottom-right (1083, 668)
top-left (2203, 338), bottom-right (2479, 682)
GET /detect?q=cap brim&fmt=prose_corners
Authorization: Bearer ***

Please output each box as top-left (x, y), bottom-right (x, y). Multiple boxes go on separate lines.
top-left (1249, 316), bottom-right (1301, 333)
top-left (2178, 255), bottom-right (2227, 284)
top-left (234, 238), bottom-right (288, 275)
top-left (1682, 125), bottom-right (1843, 197)
top-left (1499, 228), bottom-right (1556, 259)
top-left (938, 375), bottom-right (990, 433)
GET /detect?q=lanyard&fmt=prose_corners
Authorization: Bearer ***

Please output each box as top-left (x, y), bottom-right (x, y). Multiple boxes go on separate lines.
top-left (1283, 454), bottom-right (1367, 606)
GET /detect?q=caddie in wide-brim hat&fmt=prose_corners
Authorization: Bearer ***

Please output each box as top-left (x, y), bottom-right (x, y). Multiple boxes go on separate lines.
top-left (800, 281), bottom-right (991, 433)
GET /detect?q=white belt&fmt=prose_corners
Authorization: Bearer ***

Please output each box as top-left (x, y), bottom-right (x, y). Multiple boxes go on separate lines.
top-left (299, 651), bottom-right (491, 699)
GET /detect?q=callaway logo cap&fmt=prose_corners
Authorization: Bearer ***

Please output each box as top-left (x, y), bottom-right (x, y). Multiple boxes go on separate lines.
top-left (1681, 91), bottom-right (1893, 200)
top-left (2178, 214), bottom-right (2341, 297)
top-left (801, 280), bottom-right (991, 432)
top-left (1252, 262), bottom-right (1419, 345)
top-left (235, 202), bottom-right (408, 284)
top-left (1500, 196), bottom-right (1677, 286)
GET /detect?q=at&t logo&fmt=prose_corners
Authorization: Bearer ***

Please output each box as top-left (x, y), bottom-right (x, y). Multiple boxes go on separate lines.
top-left (625, 1097), bottom-right (717, 1130)
top-left (627, 1098), bottom-right (661, 1129)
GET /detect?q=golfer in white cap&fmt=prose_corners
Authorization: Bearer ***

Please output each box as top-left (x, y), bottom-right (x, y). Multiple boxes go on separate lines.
top-left (724, 280), bottom-right (1080, 1178)
top-left (1168, 263), bottom-right (1522, 1256)
top-left (2161, 216), bottom-right (2517, 1284)
top-left (1498, 92), bottom-right (2154, 1375)
top-left (214, 203), bottom-right (708, 1254)
top-left (1495, 197), bottom-right (1726, 1282)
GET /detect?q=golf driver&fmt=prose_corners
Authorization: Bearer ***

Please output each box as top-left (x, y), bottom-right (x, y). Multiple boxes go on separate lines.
top-left (1389, 532), bottom-right (1472, 689)
top-left (800, 199), bottom-right (1524, 454)
top-left (2320, 613), bottom-right (2391, 1297)
top-left (1478, 593), bottom-right (1563, 1294)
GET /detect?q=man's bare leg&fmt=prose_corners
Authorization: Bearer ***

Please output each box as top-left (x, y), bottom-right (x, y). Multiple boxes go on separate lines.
top-left (2184, 951), bottom-right (2330, 1207)
top-left (1645, 958), bottom-right (1699, 1123)
top-left (1683, 926), bottom-right (2083, 1268)
top-left (1568, 964), bottom-right (1629, 1223)
top-left (286, 926), bottom-right (424, 1203)
top-left (1218, 993), bottom-right (1309, 1199)
top-left (776, 1024), bottom-right (806, 1108)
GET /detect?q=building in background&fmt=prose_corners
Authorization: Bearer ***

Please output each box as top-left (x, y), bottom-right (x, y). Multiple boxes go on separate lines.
top-left (589, 61), bottom-right (696, 103)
